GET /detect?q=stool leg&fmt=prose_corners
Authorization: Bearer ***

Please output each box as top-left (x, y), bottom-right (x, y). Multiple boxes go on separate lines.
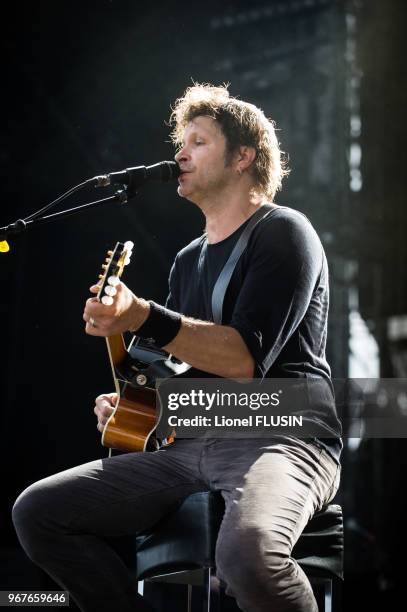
top-left (202, 567), bottom-right (214, 612)
top-left (324, 579), bottom-right (332, 612)
top-left (187, 584), bottom-right (192, 612)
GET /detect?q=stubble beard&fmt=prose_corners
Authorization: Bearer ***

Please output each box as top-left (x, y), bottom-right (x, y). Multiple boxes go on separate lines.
top-left (177, 157), bottom-right (233, 206)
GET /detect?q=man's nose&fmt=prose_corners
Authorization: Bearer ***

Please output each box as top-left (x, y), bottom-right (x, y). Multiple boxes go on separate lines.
top-left (175, 146), bottom-right (189, 162)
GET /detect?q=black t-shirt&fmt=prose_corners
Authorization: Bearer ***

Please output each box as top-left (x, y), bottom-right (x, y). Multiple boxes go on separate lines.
top-left (166, 205), bottom-right (342, 462)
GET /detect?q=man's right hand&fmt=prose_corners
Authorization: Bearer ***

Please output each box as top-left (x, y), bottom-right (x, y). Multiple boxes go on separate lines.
top-left (94, 393), bottom-right (118, 433)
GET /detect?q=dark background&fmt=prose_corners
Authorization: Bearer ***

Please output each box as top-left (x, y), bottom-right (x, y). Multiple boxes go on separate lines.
top-left (1, 0), bottom-right (406, 610)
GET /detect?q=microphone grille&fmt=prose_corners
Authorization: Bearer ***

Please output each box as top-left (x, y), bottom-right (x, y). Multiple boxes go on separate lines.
top-left (161, 161), bottom-right (181, 182)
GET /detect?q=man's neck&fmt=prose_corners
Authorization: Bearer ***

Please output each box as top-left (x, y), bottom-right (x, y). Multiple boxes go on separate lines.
top-left (202, 193), bottom-right (270, 244)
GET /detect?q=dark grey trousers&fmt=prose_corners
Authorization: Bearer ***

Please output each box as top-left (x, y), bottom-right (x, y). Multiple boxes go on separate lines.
top-left (12, 437), bottom-right (340, 612)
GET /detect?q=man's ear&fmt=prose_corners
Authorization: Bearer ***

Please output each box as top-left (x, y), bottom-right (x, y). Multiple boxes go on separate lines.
top-left (237, 146), bottom-right (256, 172)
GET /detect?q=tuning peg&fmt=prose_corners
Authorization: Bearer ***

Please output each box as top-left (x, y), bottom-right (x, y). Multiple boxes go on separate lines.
top-left (98, 274), bottom-right (104, 280)
top-left (104, 285), bottom-right (117, 297)
top-left (101, 264), bottom-right (108, 270)
top-left (107, 250), bottom-right (113, 256)
top-left (101, 295), bottom-right (114, 306)
top-left (124, 241), bottom-right (134, 251)
top-left (105, 257), bottom-right (111, 263)
top-left (107, 275), bottom-right (120, 286)
top-left (124, 257), bottom-right (131, 266)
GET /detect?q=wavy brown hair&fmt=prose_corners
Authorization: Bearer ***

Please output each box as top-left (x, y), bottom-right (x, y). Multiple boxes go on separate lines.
top-left (170, 83), bottom-right (289, 200)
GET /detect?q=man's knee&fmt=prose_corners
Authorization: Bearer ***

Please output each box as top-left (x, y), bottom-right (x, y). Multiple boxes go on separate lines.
top-left (12, 481), bottom-right (55, 562)
top-left (216, 525), bottom-right (289, 587)
top-left (13, 483), bottom-right (41, 528)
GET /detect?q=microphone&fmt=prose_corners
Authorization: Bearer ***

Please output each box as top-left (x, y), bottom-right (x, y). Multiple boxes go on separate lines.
top-left (0, 161), bottom-right (180, 243)
top-left (93, 161), bottom-right (180, 189)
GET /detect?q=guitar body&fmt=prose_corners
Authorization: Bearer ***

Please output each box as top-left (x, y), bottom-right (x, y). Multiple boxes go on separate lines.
top-left (102, 384), bottom-right (160, 452)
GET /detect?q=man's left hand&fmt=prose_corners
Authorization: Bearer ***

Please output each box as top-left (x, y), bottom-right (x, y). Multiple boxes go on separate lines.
top-left (83, 282), bottom-right (150, 336)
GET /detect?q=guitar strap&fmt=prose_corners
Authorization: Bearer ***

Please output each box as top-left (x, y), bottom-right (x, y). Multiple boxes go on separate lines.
top-left (211, 204), bottom-right (275, 324)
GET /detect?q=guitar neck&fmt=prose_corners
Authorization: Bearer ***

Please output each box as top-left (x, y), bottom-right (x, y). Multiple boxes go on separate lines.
top-left (105, 334), bottom-right (127, 395)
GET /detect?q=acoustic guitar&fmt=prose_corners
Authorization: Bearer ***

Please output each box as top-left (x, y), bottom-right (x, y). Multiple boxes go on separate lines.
top-left (95, 241), bottom-right (189, 453)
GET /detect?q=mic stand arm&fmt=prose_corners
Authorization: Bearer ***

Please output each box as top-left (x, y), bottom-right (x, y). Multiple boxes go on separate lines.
top-left (0, 189), bottom-right (129, 238)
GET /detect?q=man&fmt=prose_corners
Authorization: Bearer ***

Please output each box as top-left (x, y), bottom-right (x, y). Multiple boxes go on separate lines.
top-left (13, 83), bottom-right (341, 612)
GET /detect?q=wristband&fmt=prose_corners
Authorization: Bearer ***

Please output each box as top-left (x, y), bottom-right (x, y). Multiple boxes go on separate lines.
top-left (135, 301), bottom-right (182, 348)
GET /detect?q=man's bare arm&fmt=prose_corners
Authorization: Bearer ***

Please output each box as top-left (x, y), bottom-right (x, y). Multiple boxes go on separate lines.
top-left (164, 317), bottom-right (255, 379)
top-left (83, 283), bottom-right (255, 379)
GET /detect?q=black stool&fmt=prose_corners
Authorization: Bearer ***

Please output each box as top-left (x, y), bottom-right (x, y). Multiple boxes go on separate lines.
top-left (136, 491), bottom-right (343, 612)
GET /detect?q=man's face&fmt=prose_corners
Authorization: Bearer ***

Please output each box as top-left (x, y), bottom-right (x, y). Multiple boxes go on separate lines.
top-left (174, 116), bottom-right (234, 204)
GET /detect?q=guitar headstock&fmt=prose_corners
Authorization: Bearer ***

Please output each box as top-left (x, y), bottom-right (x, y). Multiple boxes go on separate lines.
top-left (97, 240), bottom-right (134, 305)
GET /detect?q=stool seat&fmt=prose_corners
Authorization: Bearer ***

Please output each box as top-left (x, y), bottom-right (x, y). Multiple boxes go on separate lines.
top-left (292, 502), bottom-right (344, 579)
top-left (136, 491), bottom-right (343, 612)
